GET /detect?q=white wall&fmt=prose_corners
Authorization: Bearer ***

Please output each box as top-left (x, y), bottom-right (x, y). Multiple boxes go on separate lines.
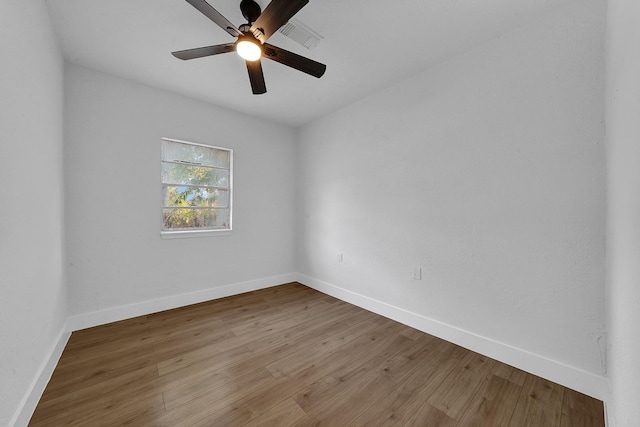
top-left (0, 0), bottom-right (615, 422)
top-left (298, 0), bottom-right (606, 392)
top-left (64, 64), bottom-right (297, 320)
top-left (606, 0), bottom-right (640, 425)
top-left (0, 1), bottom-right (67, 425)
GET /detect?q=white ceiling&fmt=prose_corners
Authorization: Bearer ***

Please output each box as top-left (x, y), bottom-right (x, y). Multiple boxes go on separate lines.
top-left (45, 0), bottom-right (573, 127)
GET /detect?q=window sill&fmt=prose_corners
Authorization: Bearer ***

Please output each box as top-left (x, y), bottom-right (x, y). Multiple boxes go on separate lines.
top-left (160, 229), bottom-right (232, 239)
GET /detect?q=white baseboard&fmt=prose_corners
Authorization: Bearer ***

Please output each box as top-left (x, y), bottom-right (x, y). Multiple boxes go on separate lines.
top-left (297, 273), bottom-right (608, 401)
top-left (10, 324), bottom-right (71, 427)
top-left (66, 273), bottom-right (298, 332)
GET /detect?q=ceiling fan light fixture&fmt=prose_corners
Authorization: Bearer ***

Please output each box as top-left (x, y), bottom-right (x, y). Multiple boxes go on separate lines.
top-left (236, 36), bottom-right (262, 61)
top-left (173, 0), bottom-right (327, 95)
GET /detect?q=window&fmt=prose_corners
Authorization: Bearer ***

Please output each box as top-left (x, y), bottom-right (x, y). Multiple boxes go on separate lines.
top-left (161, 138), bottom-right (232, 238)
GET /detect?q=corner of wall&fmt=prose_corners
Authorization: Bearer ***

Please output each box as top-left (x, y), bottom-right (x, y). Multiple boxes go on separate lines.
top-left (9, 324), bottom-right (71, 427)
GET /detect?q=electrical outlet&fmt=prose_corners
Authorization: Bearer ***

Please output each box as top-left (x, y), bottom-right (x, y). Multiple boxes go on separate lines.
top-left (337, 253), bottom-right (343, 262)
top-left (413, 267), bottom-right (422, 280)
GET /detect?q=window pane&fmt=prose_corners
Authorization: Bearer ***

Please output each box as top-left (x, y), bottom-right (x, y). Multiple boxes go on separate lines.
top-left (163, 186), bottom-right (229, 208)
top-left (162, 140), bottom-right (229, 169)
top-left (163, 208), bottom-right (230, 230)
top-left (162, 163), bottom-right (229, 187)
top-left (161, 138), bottom-right (232, 233)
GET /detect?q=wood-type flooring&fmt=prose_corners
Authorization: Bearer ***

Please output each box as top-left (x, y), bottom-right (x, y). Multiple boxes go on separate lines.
top-left (30, 282), bottom-right (604, 426)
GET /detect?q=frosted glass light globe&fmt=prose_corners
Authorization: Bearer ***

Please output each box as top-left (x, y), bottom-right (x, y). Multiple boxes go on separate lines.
top-left (237, 39), bottom-right (262, 61)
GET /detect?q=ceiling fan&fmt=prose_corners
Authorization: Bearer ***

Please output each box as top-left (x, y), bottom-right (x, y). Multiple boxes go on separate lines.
top-left (172, 0), bottom-right (327, 95)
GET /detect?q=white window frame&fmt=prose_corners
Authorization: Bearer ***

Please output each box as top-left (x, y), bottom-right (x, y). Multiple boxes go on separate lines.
top-left (160, 137), bottom-right (233, 239)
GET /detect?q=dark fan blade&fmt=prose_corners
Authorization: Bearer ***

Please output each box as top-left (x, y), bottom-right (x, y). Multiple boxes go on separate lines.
top-left (250, 0), bottom-right (308, 43)
top-left (246, 60), bottom-right (267, 94)
top-left (185, 0), bottom-right (242, 37)
top-left (172, 43), bottom-right (236, 60)
top-left (263, 43), bottom-right (326, 78)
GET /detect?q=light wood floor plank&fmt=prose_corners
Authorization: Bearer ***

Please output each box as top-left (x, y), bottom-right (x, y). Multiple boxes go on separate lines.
top-left (509, 375), bottom-right (566, 426)
top-left (400, 401), bottom-right (458, 427)
top-left (216, 348), bottom-right (356, 425)
top-left (243, 398), bottom-right (308, 427)
top-left (157, 368), bottom-right (277, 427)
top-left (428, 351), bottom-right (496, 420)
top-left (29, 283), bottom-right (604, 427)
top-left (560, 388), bottom-right (605, 427)
top-left (456, 372), bottom-right (522, 426)
top-left (348, 339), bottom-right (459, 426)
top-left (293, 333), bottom-right (417, 415)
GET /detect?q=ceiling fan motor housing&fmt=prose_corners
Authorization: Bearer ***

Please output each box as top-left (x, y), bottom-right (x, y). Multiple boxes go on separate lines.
top-left (240, 0), bottom-right (261, 24)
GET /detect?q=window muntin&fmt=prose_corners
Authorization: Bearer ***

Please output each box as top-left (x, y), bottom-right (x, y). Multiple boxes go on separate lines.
top-left (161, 138), bottom-right (232, 235)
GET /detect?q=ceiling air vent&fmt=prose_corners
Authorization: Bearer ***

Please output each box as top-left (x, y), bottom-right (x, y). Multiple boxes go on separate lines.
top-left (278, 18), bottom-right (323, 50)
